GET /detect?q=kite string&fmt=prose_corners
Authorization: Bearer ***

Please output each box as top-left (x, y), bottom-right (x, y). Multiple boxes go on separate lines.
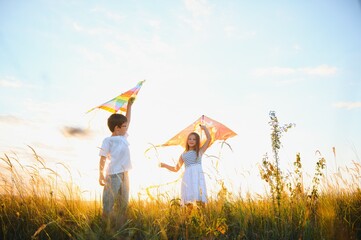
top-left (145, 174), bottom-right (182, 201)
top-left (144, 143), bottom-right (161, 166)
top-left (143, 143), bottom-right (183, 201)
top-left (85, 110), bottom-right (98, 132)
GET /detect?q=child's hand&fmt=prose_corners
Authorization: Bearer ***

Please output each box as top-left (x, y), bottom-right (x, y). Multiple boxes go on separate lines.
top-left (199, 124), bottom-right (206, 130)
top-left (128, 97), bottom-right (135, 105)
top-left (99, 174), bottom-right (105, 186)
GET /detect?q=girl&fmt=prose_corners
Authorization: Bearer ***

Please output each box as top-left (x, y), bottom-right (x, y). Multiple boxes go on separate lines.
top-left (160, 125), bottom-right (211, 205)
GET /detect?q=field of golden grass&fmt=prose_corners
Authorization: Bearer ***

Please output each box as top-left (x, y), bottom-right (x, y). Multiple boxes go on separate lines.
top-left (1, 113), bottom-right (360, 239)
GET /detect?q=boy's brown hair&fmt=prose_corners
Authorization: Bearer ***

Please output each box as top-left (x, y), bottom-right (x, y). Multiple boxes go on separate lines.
top-left (107, 113), bottom-right (127, 132)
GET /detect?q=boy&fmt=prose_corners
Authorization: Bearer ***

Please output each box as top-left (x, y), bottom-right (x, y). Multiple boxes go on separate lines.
top-left (98, 97), bottom-right (135, 227)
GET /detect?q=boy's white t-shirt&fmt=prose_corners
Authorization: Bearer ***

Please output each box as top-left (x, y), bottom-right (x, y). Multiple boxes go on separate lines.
top-left (99, 134), bottom-right (131, 175)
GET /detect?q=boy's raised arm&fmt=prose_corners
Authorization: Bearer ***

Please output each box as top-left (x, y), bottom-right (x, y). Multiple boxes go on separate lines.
top-left (126, 97), bottom-right (135, 128)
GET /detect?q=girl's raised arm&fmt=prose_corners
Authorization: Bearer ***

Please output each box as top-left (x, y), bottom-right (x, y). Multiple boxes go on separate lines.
top-left (199, 125), bottom-right (211, 155)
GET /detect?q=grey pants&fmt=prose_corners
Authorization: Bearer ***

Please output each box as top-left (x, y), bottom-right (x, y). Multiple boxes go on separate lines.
top-left (102, 171), bottom-right (129, 216)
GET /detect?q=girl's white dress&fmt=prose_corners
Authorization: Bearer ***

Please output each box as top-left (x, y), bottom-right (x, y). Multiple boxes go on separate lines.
top-left (181, 150), bottom-right (207, 204)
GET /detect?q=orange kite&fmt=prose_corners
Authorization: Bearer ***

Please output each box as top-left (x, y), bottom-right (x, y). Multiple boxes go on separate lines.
top-left (160, 115), bottom-right (237, 148)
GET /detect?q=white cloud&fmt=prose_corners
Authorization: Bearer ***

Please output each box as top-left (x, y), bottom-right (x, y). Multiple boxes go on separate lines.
top-left (179, 16), bottom-right (203, 31)
top-left (181, 0), bottom-right (212, 31)
top-left (0, 79), bottom-right (23, 88)
top-left (0, 115), bottom-right (26, 125)
top-left (72, 21), bottom-right (173, 62)
top-left (252, 67), bottom-right (296, 77)
top-left (184, 0), bottom-right (211, 17)
top-left (148, 19), bottom-right (161, 30)
top-left (75, 46), bottom-right (105, 62)
top-left (224, 25), bottom-right (235, 38)
top-left (293, 43), bottom-right (302, 52)
top-left (223, 25), bottom-right (257, 40)
top-left (107, 32), bottom-right (175, 60)
top-left (0, 77), bottom-right (35, 89)
top-left (333, 102), bottom-right (361, 110)
top-left (252, 65), bottom-right (337, 77)
top-left (72, 21), bottom-right (113, 35)
top-left (90, 7), bottom-right (125, 23)
top-left (301, 64), bottom-right (337, 76)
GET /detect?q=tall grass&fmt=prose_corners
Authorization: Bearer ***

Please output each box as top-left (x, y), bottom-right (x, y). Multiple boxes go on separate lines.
top-left (1, 113), bottom-right (361, 239)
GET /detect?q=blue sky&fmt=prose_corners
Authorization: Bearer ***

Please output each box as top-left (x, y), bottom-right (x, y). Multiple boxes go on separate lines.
top-left (1, 0), bottom-right (360, 199)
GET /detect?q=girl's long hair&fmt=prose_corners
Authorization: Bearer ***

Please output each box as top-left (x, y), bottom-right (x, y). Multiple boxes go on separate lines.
top-left (185, 132), bottom-right (200, 157)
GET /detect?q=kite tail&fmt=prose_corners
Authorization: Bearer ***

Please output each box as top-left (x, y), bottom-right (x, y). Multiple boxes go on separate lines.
top-left (86, 107), bottom-right (97, 114)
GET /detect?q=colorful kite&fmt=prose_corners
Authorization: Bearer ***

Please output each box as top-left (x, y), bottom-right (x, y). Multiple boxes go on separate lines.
top-left (87, 80), bottom-right (145, 114)
top-left (160, 115), bottom-right (237, 148)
